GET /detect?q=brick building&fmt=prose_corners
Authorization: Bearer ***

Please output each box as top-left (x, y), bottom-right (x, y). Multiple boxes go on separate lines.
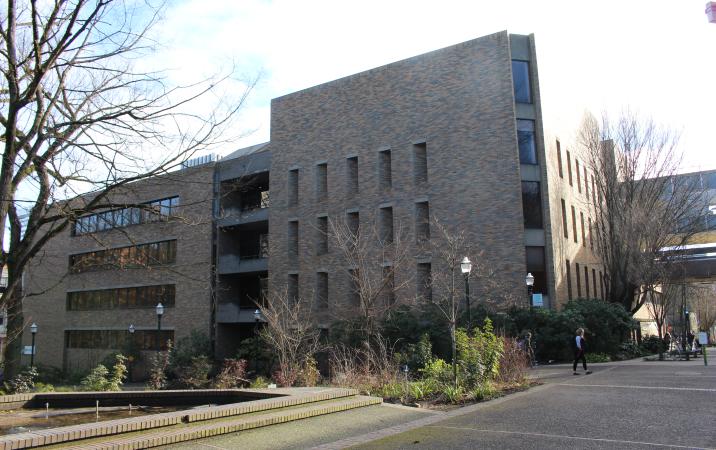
top-left (22, 31), bottom-right (602, 371)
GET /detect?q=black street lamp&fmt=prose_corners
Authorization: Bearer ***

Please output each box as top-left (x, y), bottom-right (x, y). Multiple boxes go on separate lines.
top-left (525, 273), bottom-right (535, 312)
top-left (254, 309), bottom-right (261, 372)
top-left (29, 323), bottom-right (38, 367)
top-left (155, 303), bottom-right (164, 352)
top-left (128, 324), bottom-right (135, 382)
top-left (460, 257), bottom-right (472, 331)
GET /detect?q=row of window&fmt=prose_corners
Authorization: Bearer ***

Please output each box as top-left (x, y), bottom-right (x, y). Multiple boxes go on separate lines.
top-left (65, 330), bottom-right (174, 351)
top-left (73, 197), bottom-right (179, 236)
top-left (287, 143), bottom-right (429, 206)
top-left (556, 142), bottom-right (599, 205)
top-left (69, 240), bottom-right (177, 273)
top-left (67, 284), bottom-right (175, 311)
top-left (565, 260), bottom-right (604, 301)
top-left (560, 199), bottom-right (595, 249)
top-left (288, 202), bottom-right (431, 261)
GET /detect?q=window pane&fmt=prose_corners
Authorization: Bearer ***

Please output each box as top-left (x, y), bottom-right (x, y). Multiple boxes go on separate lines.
top-left (521, 182), bottom-right (543, 229)
top-left (517, 120), bottom-right (537, 165)
top-left (511, 60), bottom-right (531, 103)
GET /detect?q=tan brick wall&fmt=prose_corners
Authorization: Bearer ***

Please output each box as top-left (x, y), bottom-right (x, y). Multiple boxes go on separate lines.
top-left (23, 164), bottom-right (215, 371)
top-left (267, 31), bottom-right (529, 317)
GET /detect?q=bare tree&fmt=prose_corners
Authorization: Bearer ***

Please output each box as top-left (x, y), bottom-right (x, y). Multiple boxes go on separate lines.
top-left (422, 218), bottom-right (471, 388)
top-left (328, 215), bottom-right (413, 343)
top-left (257, 288), bottom-right (321, 387)
top-left (0, 0), bottom-right (256, 375)
top-left (690, 284), bottom-right (716, 342)
top-left (579, 112), bottom-right (702, 314)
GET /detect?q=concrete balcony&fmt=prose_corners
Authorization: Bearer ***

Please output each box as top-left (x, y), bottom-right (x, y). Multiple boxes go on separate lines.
top-left (217, 207), bottom-right (268, 228)
top-left (216, 304), bottom-right (262, 323)
top-left (217, 255), bottom-right (268, 275)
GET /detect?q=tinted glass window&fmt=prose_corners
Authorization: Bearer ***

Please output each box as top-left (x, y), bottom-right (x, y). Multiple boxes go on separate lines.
top-left (517, 120), bottom-right (537, 165)
top-left (521, 181), bottom-right (543, 229)
top-left (512, 60), bottom-right (531, 103)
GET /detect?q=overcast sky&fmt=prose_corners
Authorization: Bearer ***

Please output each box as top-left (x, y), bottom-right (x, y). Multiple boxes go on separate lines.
top-left (151, 0), bottom-right (715, 172)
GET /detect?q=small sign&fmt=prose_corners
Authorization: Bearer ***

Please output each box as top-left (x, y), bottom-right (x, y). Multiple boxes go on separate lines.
top-left (532, 293), bottom-right (543, 307)
top-left (22, 346), bottom-right (35, 355)
top-left (698, 332), bottom-right (709, 345)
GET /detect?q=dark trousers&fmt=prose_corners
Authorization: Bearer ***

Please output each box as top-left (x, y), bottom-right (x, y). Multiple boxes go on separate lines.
top-left (573, 349), bottom-right (587, 371)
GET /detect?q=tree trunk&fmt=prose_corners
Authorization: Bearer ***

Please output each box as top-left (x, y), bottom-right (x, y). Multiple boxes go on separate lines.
top-left (451, 322), bottom-right (457, 388)
top-left (3, 289), bottom-right (24, 379)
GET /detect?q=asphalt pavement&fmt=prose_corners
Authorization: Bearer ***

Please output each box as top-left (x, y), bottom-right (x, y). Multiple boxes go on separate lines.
top-left (347, 358), bottom-right (716, 449)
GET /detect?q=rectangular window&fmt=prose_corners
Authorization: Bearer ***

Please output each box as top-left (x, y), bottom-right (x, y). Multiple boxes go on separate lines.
top-left (66, 329), bottom-right (173, 351)
top-left (592, 268), bottom-right (597, 299)
top-left (288, 220), bottom-right (299, 262)
top-left (571, 206), bottom-right (578, 243)
top-left (379, 206), bottom-right (394, 244)
top-left (576, 160), bottom-right (582, 193)
top-left (316, 272), bottom-right (328, 309)
top-left (383, 266), bottom-right (396, 306)
top-left (379, 149), bottom-right (392, 190)
top-left (576, 262), bottom-right (582, 297)
top-left (346, 157), bottom-right (358, 195)
top-left (521, 182), bottom-right (543, 229)
top-left (288, 169), bottom-right (299, 206)
top-left (413, 143), bottom-right (428, 185)
top-left (347, 211), bottom-right (360, 241)
top-left (415, 201), bottom-right (430, 242)
top-left (567, 151), bottom-right (573, 186)
top-left (347, 269), bottom-right (360, 307)
top-left (592, 175), bottom-right (597, 206)
top-left (288, 274), bottom-right (299, 305)
top-left (517, 120), bottom-right (537, 165)
top-left (580, 212), bottom-right (586, 247)
top-left (259, 233), bottom-right (269, 258)
top-left (584, 167), bottom-right (589, 198)
top-left (599, 270), bottom-right (605, 299)
top-left (584, 266), bottom-right (590, 298)
top-left (525, 246), bottom-right (547, 294)
top-left (315, 163), bottom-right (327, 201)
top-left (316, 216), bottom-right (328, 255)
top-left (67, 284), bottom-right (175, 311)
top-left (561, 199), bottom-right (568, 239)
top-left (511, 60), bottom-right (532, 103)
top-left (417, 262), bottom-right (432, 302)
top-left (72, 196), bottom-right (179, 236)
top-left (556, 140), bottom-right (563, 178)
top-left (566, 260), bottom-right (573, 301)
top-left (588, 217), bottom-right (593, 250)
top-left (69, 240), bottom-right (177, 273)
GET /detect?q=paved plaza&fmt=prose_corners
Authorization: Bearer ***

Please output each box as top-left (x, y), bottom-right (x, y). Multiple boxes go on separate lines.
top-left (164, 357), bottom-right (716, 449)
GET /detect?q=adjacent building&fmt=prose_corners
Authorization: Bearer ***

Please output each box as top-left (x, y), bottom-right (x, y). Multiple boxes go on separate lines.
top-left (23, 31), bottom-right (603, 372)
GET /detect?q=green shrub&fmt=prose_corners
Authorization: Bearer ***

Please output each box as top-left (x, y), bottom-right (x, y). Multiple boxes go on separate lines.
top-left (507, 299), bottom-right (636, 361)
top-left (585, 353), bottom-right (610, 363)
top-left (147, 344), bottom-right (171, 390)
top-left (80, 354), bottom-right (127, 391)
top-left (441, 385), bottom-right (464, 404)
top-left (421, 358), bottom-right (453, 386)
top-left (470, 383), bottom-right (497, 401)
top-left (250, 376), bottom-right (269, 389)
top-left (4, 367), bottom-right (38, 394)
top-left (640, 335), bottom-right (666, 354)
top-left (174, 356), bottom-right (212, 389)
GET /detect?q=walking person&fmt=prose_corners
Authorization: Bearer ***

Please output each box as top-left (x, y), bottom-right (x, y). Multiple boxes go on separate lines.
top-left (573, 328), bottom-right (592, 375)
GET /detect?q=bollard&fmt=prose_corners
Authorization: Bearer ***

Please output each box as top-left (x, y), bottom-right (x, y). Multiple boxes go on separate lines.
top-left (129, 403), bottom-right (132, 416)
top-left (96, 400), bottom-right (99, 420)
top-left (45, 403), bottom-right (49, 420)
top-left (704, 346), bottom-right (708, 367)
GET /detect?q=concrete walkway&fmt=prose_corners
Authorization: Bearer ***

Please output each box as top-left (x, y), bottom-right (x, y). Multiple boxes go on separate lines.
top-left (163, 357), bottom-right (715, 449)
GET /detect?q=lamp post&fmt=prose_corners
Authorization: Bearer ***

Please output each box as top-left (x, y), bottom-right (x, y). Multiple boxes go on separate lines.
top-left (128, 324), bottom-right (135, 382)
top-left (155, 303), bottom-right (164, 352)
top-left (460, 257), bottom-right (472, 331)
top-left (29, 323), bottom-right (38, 367)
top-left (525, 273), bottom-right (535, 312)
top-left (254, 309), bottom-right (261, 372)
